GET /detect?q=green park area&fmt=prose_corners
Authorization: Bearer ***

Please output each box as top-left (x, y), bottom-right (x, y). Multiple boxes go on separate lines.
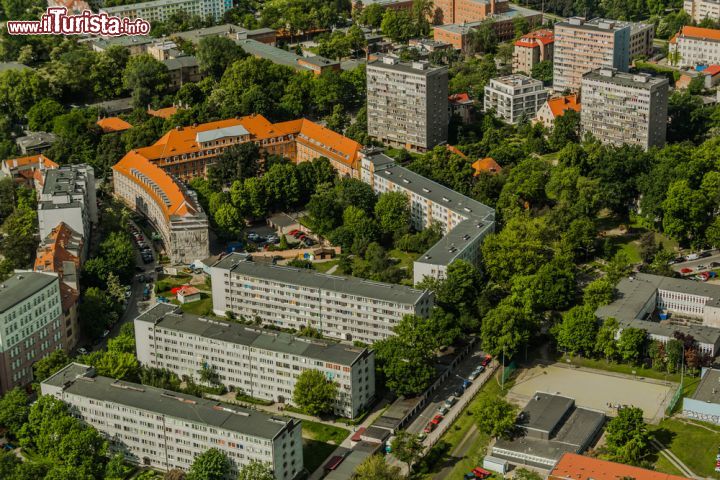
top-left (301, 420), bottom-right (349, 474)
top-left (651, 418), bottom-right (720, 478)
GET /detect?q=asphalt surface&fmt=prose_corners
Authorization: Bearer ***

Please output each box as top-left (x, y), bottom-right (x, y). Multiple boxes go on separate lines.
top-left (670, 249), bottom-right (720, 275)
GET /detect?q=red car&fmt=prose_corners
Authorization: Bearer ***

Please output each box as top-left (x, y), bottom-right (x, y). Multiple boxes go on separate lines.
top-left (471, 467), bottom-right (491, 479)
top-left (423, 422), bottom-right (437, 434)
top-left (288, 229), bottom-right (299, 236)
top-left (480, 354), bottom-right (492, 367)
top-left (431, 414), bottom-right (443, 425)
top-left (680, 267), bottom-right (693, 274)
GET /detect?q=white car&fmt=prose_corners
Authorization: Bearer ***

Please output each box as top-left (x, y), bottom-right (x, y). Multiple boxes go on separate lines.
top-left (76, 347), bottom-right (88, 356)
top-left (102, 330), bottom-right (110, 338)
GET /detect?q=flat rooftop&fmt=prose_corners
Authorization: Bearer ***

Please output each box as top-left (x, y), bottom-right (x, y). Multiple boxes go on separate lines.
top-left (691, 368), bottom-right (720, 404)
top-left (367, 57), bottom-right (446, 77)
top-left (213, 253), bottom-right (429, 305)
top-left (583, 69), bottom-right (668, 90)
top-left (136, 303), bottom-right (369, 366)
top-left (519, 392), bottom-right (575, 434)
top-left (44, 363), bottom-right (296, 440)
top-left (0, 271), bottom-right (57, 312)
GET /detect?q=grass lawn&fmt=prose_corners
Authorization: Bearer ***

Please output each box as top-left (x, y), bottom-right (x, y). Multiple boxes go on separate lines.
top-left (652, 452), bottom-right (686, 476)
top-left (179, 293), bottom-right (214, 316)
top-left (388, 248), bottom-right (420, 270)
top-left (650, 418), bottom-right (720, 478)
top-left (314, 259), bottom-right (339, 273)
top-left (559, 354), bottom-right (694, 385)
top-left (301, 421), bottom-right (349, 474)
top-left (417, 371), bottom-right (514, 479)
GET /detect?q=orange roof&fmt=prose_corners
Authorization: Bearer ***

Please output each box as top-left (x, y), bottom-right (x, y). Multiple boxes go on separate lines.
top-left (550, 453), bottom-right (690, 480)
top-left (546, 94), bottom-right (581, 118)
top-left (112, 152), bottom-right (201, 221)
top-left (129, 114), bottom-right (361, 171)
top-left (148, 106), bottom-right (179, 119)
top-left (449, 93), bottom-right (472, 104)
top-left (675, 74), bottom-right (693, 89)
top-left (679, 26), bottom-right (720, 41)
top-left (177, 285), bottom-right (201, 296)
top-left (34, 222), bottom-right (83, 274)
top-left (2, 154), bottom-right (58, 171)
top-left (472, 157), bottom-right (502, 175)
top-left (97, 117), bottom-right (132, 133)
top-left (669, 34), bottom-right (677, 44)
top-left (515, 29), bottom-right (554, 47)
top-left (704, 64), bottom-right (720, 76)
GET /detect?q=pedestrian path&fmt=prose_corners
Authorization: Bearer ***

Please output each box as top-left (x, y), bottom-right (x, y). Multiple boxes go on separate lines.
top-left (650, 437), bottom-right (699, 479)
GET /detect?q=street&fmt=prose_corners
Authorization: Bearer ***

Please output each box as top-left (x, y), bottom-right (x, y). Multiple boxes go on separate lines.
top-left (670, 249), bottom-right (720, 275)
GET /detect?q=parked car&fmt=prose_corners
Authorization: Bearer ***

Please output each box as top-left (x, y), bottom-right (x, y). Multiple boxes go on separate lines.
top-left (431, 414), bottom-right (443, 425)
top-left (452, 386), bottom-right (464, 398)
top-left (480, 354), bottom-right (492, 367)
top-left (423, 422), bottom-right (437, 434)
top-left (686, 253), bottom-right (699, 261)
top-left (288, 229), bottom-right (299, 236)
top-left (76, 347), bottom-right (88, 355)
top-left (438, 405), bottom-right (449, 415)
top-left (293, 231), bottom-right (304, 238)
top-left (680, 267), bottom-right (694, 274)
top-left (468, 370), bottom-right (480, 381)
top-left (445, 396), bottom-right (458, 408)
top-left (699, 251), bottom-right (712, 258)
top-left (698, 264), bottom-right (707, 270)
top-left (464, 467), bottom-right (491, 479)
top-left (710, 262), bottom-right (720, 268)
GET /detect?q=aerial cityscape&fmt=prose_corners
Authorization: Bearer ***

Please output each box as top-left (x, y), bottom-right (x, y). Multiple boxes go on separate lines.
top-left (1, 0), bottom-right (720, 478)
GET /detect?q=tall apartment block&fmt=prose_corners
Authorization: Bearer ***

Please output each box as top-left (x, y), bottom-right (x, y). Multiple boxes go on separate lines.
top-left (483, 75), bottom-right (548, 124)
top-left (670, 26), bottom-right (720, 67)
top-left (211, 253), bottom-right (434, 345)
top-left (684, 0), bottom-right (720, 22)
top-left (513, 29), bottom-right (554, 74)
top-left (360, 149), bottom-right (495, 285)
top-left (367, 57), bottom-right (448, 152)
top-left (581, 68), bottom-right (668, 150)
top-left (0, 271), bottom-right (63, 394)
top-left (135, 303), bottom-right (376, 418)
top-left (553, 17), bottom-right (631, 92)
top-left (42, 363), bottom-right (303, 479)
top-left (101, 0), bottom-right (232, 23)
top-left (37, 164), bottom-right (97, 257)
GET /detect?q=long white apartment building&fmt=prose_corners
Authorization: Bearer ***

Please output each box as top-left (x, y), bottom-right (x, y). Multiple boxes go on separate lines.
top-left (211, 253), bottom-right (434, 345)
top-left (360, 149), bottom-right (495, 285)
top-left (101, 0), bottom-right (232, 22)
top-left (0, 271), bottom-right (64, 394)
top-left (42, 363), bottom-right (303, 479)
top-left (37, 164), bottom-right (97, 256)
top-left (135, 303), bottom-right (375, 418)
top-left (670, 26), bottom-right (720, 67)
top-left (483, 74), bottom-right (548, 124)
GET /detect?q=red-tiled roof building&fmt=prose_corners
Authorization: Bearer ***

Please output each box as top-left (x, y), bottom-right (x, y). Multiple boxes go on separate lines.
top-left (534, 94), bottom-right (581, 130)
top-left (1, 154), bottom-right (58, 188)
top-left (97, 117), bottom-right (133, 133)
top-left (550, 453), bottom-right (690, 480)
top-left (513, 29), bottom-right (554, 74)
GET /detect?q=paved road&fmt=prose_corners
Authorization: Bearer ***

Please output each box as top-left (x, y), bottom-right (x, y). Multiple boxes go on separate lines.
top-left (670, 250), bottom-right (720, 276)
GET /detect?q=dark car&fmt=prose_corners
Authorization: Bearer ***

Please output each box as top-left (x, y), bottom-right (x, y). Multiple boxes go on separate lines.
top-left (452, 386), bottom-right (464, 397)
top-left (699, 251), bottom-right (712, 258)
top-left (711, 262), bottom-right (720, 268)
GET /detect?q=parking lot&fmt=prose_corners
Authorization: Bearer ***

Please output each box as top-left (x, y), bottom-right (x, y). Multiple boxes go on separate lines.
top-left (508, 363), bottom-right (676, 424)
top-left (406, 349), bottom-right (494, 440)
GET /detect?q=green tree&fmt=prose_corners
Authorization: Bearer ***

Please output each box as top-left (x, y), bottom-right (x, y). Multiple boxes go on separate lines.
top-left (548, 109), bottom-right (581, 151)
top-left (196, 36), bottom-right (245, 80)
top-left (122, 54), bottom-right (170, 109)
top-left (617, 327), bottom-right (647, 365)
top-left (390, 431), bottom-right (423, 473)
top-left (480, 298), bottom-right (532, 358)
top-left (583, 278), bottom-right (614, 309)
top-left (514, 468), bottom-right (543, 480)
top-left (475, 395), bottom-right (517, 439)
top-left (0, 387), bottom-right (29, 437)
top-left (530, 59), bottom-right (553, 83)
top-left (237, 460), bottom-right (273, 480)
top-left (0, 205), bottom-right (37, 269)
top-left (555, 305), bottom-right (598, 356)
top-left (105, 453), bottom-right (131, 480)
top-left (374, 191), bottom-right (410, 239)
top-left (358, 3), bottom-right (384, 27)
top-left (0, 177), bottom-right (14, 223)
top-left (604, 407), bottom-right (650, 465)
top-left (595, 318), bottom-right (619, 361)
top-left (33, 349), bottom-right (71, 383)
top-left (662, 179), bottom-right (711, 245)
top-left (354, 454), bottom-right (402, 479)
top-left (292, 369), bottom-right (338, 416)
top-left (187, 448), bottom-right (230, 480)
top-left (26, 98), bottom-right (64, 131)
top-left (78, 287), bottom-right (118, 339)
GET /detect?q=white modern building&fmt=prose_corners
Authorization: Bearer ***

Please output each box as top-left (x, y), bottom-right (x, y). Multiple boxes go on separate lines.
top-left (684, 0), bottom-right (720, 23)
top-left (0, 271), bottom-right (63, 394)
top-left (483, 74), bottom-right (548, 124)
top-left (135, 303), bottom-right (376, 418)
top-left (596, 272), bottom-right (720, 355)
top-left (101, 0), bottom-right (232, 22)
top-left (670, 26), bottom-right (720, 67)
top-left (37, 164), bottom-right (97, 256)
top-left (581, 68), bottom-right (668, 150)
top-left (367, 57), bottom-right (449, 152)
top-left (211, 253), bottom-right (434, 345)
top-left (360, 149), bottom-right (495, 285)
top-left (112, 153), bottom-right (209, 265)
top-left (42, 363), bottom-right (303, 479)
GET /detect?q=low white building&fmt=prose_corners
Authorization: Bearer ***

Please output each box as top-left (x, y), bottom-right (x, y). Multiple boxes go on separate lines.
top-left (211, 253), bottom-right (433, 345)
top-left (360, 149), bottom-right (495, 284)
top-left (670, 25), bottom-right (720, 67)
top-left (112, 153), bottom-right (209, 265)
top-left (484, 74), bottom-right (548, 124)
top-left (135, 303), bottom-right (376, 418)
top-left (42, 363), bottom-right (303, 479)
top-left (37, 165), bottom-right (97, 257)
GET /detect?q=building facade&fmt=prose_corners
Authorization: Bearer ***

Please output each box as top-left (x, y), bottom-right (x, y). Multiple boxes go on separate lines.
top-left (134, 303), bottom-right (376, 418)
top-left (366, 57), bottom-right (449, 152)
top-left (483, 74), bottom-right (548, 124)
top-left (670, 26), bottom-right (720, 67)
top-left (37, 165), bottom-right (97, 257)
top-left (42, 363), bottom-right (303, 479)
top-left (512, 29), bottom-right (554, 74)
top-left (581, 68), bottom-right (668, 150)
top-left (0, 154), bottom-right (58, 188)
top-left (684, 0), bottom-right (720, 23)
top-left (360, 149), bottom-right (495, 284)
top-left (629, 22), bottom-right (655, 58)
top-left (0, 271), bottom-right (63, 394)
top-left (553, 17), bottom-right (631, 92)
top-left (112, 154), bottom-right (209, 265)
top-left (101, 0), bottom-right (232, 23)
top-left (211, 253), bottom-right (434, 345)
top-left (115, 115), bottom-right (361, 181)
top-left (683, 367), bottom-right (720, 425)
